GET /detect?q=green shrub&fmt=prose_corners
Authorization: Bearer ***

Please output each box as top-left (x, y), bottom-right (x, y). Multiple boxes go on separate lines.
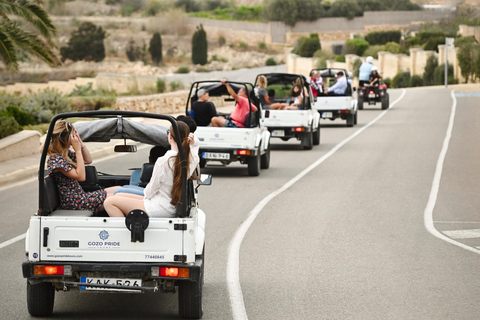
top-left (169, 81), bottom-right (183, 91)
top-left (434, 64), bottom-right (458, 85)
top-left (365, 31), bottom-right (401, 45)
top-left (345, 38), bottom-right (369, 56)
top-left (22, 88), bottom-right (71, 124)
top-left (391, 72), bottom-right (410, 88)
top-left (334, 55), bottom-right (345, 62)
top-left (409, 75), bottom-right (424, 87)
top-left (121, 5), bottom-right (134, 16)
top-left (192, 24), bottom-right (208, 65)
top-left (60, 22), bottom-right (106, 62)
top-left (156, 78), bottom-right (166, 93)
top-left (363, 45), bottom-right (383, 59)
top-left (149, 32), bottom-right (163, 65)
top-left (177, 66), bottom-right (190, 73)
top-left (266, 57), bottom-right (277, 66)
top-left (295, 33), bottom-right (321, 57)
top-left (383, 42), bottom-right (404, 54)
top-left (352, 57), bottom-right (362, 78)
top-left (258, 42), bottom-right (267, 50)
top-left (239, 41), bottom-right (248, 49)
top-left (126, 39), bottom-right (147, 62)
top-left (423, 36), bottom-right (445, 52)
top-left (1, 106), bottom-right (36, 126)
top-left (218, 35), bottom-right (226, 46)
top-left (143, 0), bottom-right (164, 16)
top-left (0, 116), bottom-right (20, 138)
top-left (423, 55), bottom-right (438, 86)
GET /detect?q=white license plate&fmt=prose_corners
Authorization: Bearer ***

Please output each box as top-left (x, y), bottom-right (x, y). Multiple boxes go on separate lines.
top-left (80, 277), bottom-right (142, 292)
top-left (203, 152), bottom-right (230, 160)
top-left (368, 94), bottom-right (375, 98)
top-left (271, 130), bottom-right (285, 137)
top-left (322, 112), bottom-right (333, 118)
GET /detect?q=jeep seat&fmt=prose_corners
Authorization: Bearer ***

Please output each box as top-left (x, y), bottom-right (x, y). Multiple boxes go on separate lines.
top-left (43, 175), bottom-right (93, 217)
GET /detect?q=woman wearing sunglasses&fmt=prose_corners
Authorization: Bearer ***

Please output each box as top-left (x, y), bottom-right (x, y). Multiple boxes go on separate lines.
top-left (103, 121), bottom-right (199, 218)
top-left (47, 120), bottom-right (119, 213)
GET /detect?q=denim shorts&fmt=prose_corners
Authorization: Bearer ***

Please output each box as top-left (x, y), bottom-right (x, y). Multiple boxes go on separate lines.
top-left (225, 119), bottom-right (238, 128)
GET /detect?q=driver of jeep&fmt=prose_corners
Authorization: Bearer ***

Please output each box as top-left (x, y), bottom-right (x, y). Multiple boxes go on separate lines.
top-left (324, 71), bottom-right (348, 96)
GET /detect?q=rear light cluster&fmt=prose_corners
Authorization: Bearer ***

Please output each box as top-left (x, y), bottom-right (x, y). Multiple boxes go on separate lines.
top-left (34, 265), bottom-right (72, 276)
top-left (294, 127), bottom-right (305, 132)
top-left (151, 267), bottom-right (189, 278)
top-left (234, 150), bottom-right (251, 156)
top-left (339, 110), bottom-right (350, 114)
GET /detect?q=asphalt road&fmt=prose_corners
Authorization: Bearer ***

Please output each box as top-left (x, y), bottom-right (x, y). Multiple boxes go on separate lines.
top-left (1, 86), bottom-right (480, 319)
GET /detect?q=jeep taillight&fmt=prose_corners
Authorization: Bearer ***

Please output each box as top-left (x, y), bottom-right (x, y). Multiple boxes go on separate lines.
top-left (34, 265), bottom-right (69, 275)
top-left (294, 127), bottom-right (305, 132)
top-left (151, 267), bottom-right (189, 278)
top-left (234, 150), bottom-right (250, 155)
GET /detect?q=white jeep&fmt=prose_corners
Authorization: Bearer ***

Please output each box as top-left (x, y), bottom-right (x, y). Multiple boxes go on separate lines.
top-left (22, 111), bottom-right (209, 319)
top-left (253, 73), bottom-right (321, 150)
top-left (187, 80), bottom-right (271, 176)
top-left (311, 68), bottom-right (358, 127)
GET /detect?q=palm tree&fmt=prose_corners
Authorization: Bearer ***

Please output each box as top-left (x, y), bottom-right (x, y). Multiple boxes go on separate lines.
top-left (0, 0), bottom-right (60, 72)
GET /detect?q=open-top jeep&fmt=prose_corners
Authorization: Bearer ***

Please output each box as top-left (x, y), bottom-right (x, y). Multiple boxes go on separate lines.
top-left (187, 80), bottom-right (271, 176)
top-left (253, 73), bottom-right (321, 149)
top-left (311, 68), bottom-right (358, 127)
top-left (22, 111), bottom-right (209, 319)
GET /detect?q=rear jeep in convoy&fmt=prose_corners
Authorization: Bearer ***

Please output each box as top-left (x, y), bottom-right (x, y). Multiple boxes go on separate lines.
top-left (22, 111), bottom-right (209, 319)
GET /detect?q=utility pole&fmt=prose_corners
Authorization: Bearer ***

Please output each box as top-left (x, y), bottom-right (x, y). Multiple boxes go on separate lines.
top-left (445, 37), bottom-right (454, 88)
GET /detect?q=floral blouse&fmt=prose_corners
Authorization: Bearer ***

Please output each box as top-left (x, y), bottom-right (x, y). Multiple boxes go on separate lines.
top-left (47, 151), bottom-right (106, 213)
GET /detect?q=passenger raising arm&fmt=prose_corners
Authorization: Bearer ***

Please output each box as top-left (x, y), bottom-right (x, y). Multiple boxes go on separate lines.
top-left (211, 79), bottom-right (258, 128)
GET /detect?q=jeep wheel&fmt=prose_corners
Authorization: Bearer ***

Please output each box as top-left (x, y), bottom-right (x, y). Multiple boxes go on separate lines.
top-left (178, 250), bottom-right (204, 319)
top-left (247, 147), bottom-right (261, 176)
top-left (260, 144), bottom-right (270, 169)
top-left (301, 131), bottom-right (313, 150)
top-left (358, 96), bottom-right (364, 110)
top-left (381, 94), bottom-right (389, 110)
top-left (346, 114), bottom-right (354, 127)
top-left (27, 281), bottom-right (55, 317)
top-left (312, 122), bottom-right (320, 146)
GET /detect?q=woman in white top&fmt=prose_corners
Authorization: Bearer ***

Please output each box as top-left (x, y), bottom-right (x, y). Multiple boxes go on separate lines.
top-left (104, 121), bottom-right (200, 218)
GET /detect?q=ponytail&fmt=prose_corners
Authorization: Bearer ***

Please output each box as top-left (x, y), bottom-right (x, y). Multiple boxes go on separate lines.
top-left (170, 121), bottom-right (191, 205)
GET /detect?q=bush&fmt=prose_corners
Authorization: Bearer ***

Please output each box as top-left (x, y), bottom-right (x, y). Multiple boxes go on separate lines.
top-left (156, 78), bottom-right (166, 93)
top-left (345, 38), bottom-right (369, 56)
top-left (352, 57), bottom-right (362, 78)
top-left (423, 36), bottom-right (445, 52)
top-left (177, 66), bottom-right (190, 74)
top-left (169, 81), bottom-right (183, 91)
top-left (60, 22), bottom-right (106, 62)
top-left (239, 41), bottom-right (248, 49)
top-left (192, 24), bottom-right (208, 65)
top-left (328, 0), bottom-right (363, 20)
top-left (0, 106), bottom-right (35, 126)
top-left (258, 42), bottom-right (267, 50)
top-left (423, 55), bottom-right (438, 86)
top-left (334, 55), bottom-right (345, 62)
top-left (218, 35), bottom-right (226, 46)
top-left (295, 33), bottom-right (321, 57)
top-left (0, 116), bottom-right (20, 139)
top-left (391, 72), bottom-right (410, 88)
top-left (22, 88), bottom-right (71, 124)
top-left (263, 0), bottom-right (323, 27)
top-left (266, 57), bottom-right (277, 66)
top-left (434, 64), bottom-right (457, 85)
top-left (363, 45), bottom-right (383, 59)
top-left (409, 75), bottom-right (424, 87)
top-left (149, 32), bottom-right (163, 65)
top-left (126, 39), bottom-right (147, 63)
top-left (383, 42), bottom-right (404, 54)
top-left (143, 0), bottom-right (164, 16)
top-left (365, 31), bottom-right (401, 45)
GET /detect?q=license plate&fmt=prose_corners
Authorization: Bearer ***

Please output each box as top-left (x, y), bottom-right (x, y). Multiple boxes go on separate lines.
top-left (271, 130), bottom-right (284, 137)
top-left (368, 94), bottom-right (375, 98)
top-left (203, 152), bottom-right (230, 160)
top-left (80, 277), bottom-right (142, 292)
top-left (322, 112), bottom-right (333, 118)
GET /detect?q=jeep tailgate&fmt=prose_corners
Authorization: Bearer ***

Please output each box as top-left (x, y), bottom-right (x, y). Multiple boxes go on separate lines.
top-left (263, 110), bottom-right (312, 128)
top-left (314, 96), bottom-right (354, 111)
top-left (30, 217), bottom-right (195, 263)
top-left (196, 127), bottom-right (256, 149)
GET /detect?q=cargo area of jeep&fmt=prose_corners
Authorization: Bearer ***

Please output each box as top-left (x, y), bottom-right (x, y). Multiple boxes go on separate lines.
top-left (22, 111), bottom-right (209, 319)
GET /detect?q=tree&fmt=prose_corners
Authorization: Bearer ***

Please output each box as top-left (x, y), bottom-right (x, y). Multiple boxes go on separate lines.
top-left (126, 39), bottom-right (147, 63)
top-left (295, 33), bottom-right (321, 57)
top-left (263, 0), bottom-right (323, 27)
top-left (328, 0), bottom-right (363, 20)
top-left (60, 22), bottom-right (106, 62)
top-left (149, 32), bottom-right (162, 65)
top-left (0, 0), bottom-right (60, 71)
top-left (191, 24), bottom-right (207, 65)
top-left (423, 55), bottom-right (438, 86)
top-left (456, 36), bottom-right (479, 83)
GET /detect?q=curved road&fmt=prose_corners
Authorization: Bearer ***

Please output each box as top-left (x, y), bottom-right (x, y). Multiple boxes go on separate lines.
top-left (1, 85), bottom-right (480, 319)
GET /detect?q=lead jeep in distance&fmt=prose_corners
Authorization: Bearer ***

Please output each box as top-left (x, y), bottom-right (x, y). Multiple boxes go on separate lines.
top-left (22, 111), bottom-right (209, 319)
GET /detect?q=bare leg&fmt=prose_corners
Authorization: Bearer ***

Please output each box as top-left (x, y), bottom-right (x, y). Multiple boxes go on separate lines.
top-left (103, 195), bottom-right (146, 217)
top-left (211, 116), bottom-right (226, 127)
top-left (271, 103), bottom-right (287, 110)
top-left (105, 186), bottom-right (120, 198)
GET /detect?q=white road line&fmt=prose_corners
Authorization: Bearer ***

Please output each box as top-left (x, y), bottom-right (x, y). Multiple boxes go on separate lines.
top-left (227, 90), bottom-right (407, 320)
top-left (423, 90), bottom-right (480, 255)
top-left (443, 229), bottom-right (480, 239)
top-left (0, 233), bottom-right (25, 250)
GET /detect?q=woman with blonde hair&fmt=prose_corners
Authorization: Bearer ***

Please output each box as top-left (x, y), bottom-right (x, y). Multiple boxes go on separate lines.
top-left (256, 75), bottom-right (289, 110)
top-left (47, 120), bottom-right (118, 213)
top-left (104, 121), bottom-right (200, 218)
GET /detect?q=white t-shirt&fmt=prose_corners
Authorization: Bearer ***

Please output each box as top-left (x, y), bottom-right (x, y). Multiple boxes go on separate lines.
top-left (143, 138), bottom-right (200, 217)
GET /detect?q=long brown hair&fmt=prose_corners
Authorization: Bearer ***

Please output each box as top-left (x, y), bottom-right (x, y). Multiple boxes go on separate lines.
top-left (47, 120), bottom-right (77, 168)
top-left (170, 121), bottom-right (191, 205)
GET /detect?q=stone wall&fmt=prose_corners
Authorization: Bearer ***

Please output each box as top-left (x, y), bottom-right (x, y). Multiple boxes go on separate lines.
top-left (0, 130), bottom-right (41, 162)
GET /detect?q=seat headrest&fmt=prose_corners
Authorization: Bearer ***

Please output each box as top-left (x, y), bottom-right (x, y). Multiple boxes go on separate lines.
top-left (140, 163), bottom-right (154, 183)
